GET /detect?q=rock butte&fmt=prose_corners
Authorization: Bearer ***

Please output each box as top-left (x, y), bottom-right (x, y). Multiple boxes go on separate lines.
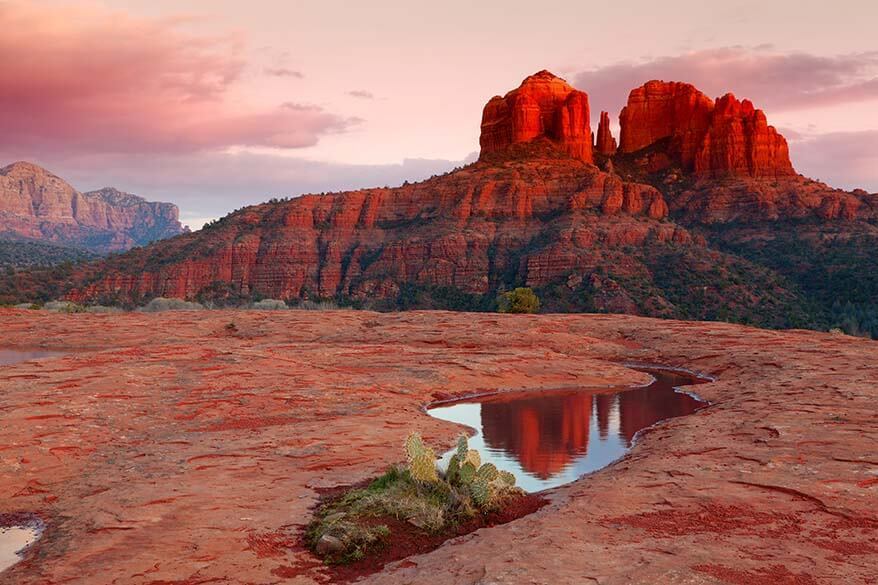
top-left (53, 70), bottom-right (877, 306)
top-left (0, 162), bottom-right (186, 253)
top-left (618, 80), bottom-right (794, 178)
top-left (0, 308), bottom-right (876, 584)
top-left (480, 70), bottom-right (594, 163)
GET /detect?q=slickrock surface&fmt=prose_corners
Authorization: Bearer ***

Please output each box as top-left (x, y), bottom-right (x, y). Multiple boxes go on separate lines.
top-left (0, 162), bottom-right (185, 253)
top-left (0, 309), bottom-right (875, 584)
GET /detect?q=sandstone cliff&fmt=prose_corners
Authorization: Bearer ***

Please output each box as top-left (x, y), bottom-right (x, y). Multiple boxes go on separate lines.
top-left (618, 80), bottom-right (794, 179)
top-left (480, 71), bottom-right (593, 162)
top-left (0, 162), bottom-right (186, 253)
top-left (45, 71), bottom-right (878, 322)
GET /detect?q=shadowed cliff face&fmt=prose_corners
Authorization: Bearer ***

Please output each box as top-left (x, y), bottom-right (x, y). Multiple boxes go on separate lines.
top-left (0, 162), bottom-right (186, 253)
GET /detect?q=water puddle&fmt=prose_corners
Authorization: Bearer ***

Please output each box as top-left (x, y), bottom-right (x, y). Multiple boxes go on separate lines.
top-left (0, 349), bottom-right (65, 366)
top-left (0, 519), bottom-right (42, 573)
top-left (428, 367), bottom-right (708, 492)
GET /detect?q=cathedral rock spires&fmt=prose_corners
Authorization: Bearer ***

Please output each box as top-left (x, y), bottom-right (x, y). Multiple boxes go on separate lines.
top-left (618, 81), bottom-right (715, 168)
top-left (618, 80), bottom-right (795, 179)
top-left (595, 111), bottom-right (617, 156)
top-left (694, 93), bottom-right (795, 179)
top-left (479, 70), bottom-right (593, 163)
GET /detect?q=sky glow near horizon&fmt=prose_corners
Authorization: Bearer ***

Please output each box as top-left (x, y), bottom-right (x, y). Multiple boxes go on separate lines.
top-left (3, 0), bottom-right (878, 228)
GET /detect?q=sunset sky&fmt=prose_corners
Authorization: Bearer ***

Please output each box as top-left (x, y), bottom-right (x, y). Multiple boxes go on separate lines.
top-left (4, 0), bottom-right (878, 228)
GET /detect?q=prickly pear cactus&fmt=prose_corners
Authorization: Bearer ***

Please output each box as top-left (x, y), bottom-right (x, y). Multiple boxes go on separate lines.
top-left (470, 477), bottom-right (492, 508)
top-left (497, 470), bottom-right (516, 487)
top-left (459, 461), bottom-right (477, 485)
top-left (456, 435), bottom-right (468, 459)
top-left (405, 433), bottom-right (427, 461)
top-left (405, 432), bottom-right (438, 483)
top-left (446, 453), bottom-right (461, 484)
top-left (476, 462), bottom-right (499, 482)
top-left (464, 449), bottom-right (481, 469)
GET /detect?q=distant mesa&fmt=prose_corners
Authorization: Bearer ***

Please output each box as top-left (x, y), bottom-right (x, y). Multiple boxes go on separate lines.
top-left (0, 161), bottom-right (186, 254)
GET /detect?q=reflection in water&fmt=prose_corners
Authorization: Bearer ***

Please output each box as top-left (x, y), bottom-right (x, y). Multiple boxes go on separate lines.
top-left (0, 525), bottom-right (40, 572)
top-left (0, 349), bottom-right (64, 366)
top-left (428, 369), bottom-right (706, 492)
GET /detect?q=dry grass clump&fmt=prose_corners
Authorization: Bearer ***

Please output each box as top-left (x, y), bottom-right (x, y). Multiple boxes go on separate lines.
top-left (139, 297), bottom-right (204, 312)
top-left (249, 299), bottom-right (288, 310)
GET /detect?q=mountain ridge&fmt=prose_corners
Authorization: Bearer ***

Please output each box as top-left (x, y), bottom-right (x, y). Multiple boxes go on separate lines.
top-left (0, 161), bottom-right (187, 253)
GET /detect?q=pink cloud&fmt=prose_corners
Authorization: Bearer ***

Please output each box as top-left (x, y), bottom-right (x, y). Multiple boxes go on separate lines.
top-left (0, 2), bottom-right (354, 156)
top-left (265, 67), bottom-right (304, 78)
top-left (347, 90), bottom-right (376, 99)
top-left (574, 47), bottom-right (878, 118)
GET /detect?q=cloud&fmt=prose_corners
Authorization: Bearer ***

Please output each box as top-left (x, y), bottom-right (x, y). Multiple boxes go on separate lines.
top-left (347, 90), bottom-right (376, 100)
top-left (789, 130), bottom-right (878, 192)
top-left (574, 47), bottom-right (878, 118)
top-left (265, 67), bottom-right (304, 78)
top-left (0, 1), bottom-right (353, 156)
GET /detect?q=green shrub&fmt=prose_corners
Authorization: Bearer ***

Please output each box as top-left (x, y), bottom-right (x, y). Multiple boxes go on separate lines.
top-left (497, 287), bottom-right (540, 314)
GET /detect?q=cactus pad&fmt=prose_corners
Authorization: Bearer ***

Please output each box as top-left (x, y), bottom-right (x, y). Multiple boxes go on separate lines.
top-left (476, 462), bottom-right (499, 482)
top-left (470, 477), bottom-right (492, 508)
top-left (464, 449), bottom-right (481, 469)
top-left (459, 461), bottom-right (477, 484)
top-left (497, 470), bottom-right (516, 487)
top-left (456, 435), bottom-right (468, 459)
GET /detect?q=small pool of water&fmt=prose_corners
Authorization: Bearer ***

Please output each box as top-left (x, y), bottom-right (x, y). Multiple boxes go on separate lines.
top-left (428, 368), bottom-right (708, 492)
top-left (0, 349), bottom-right (64, 366)
top-left (0, 524), bottom-right (41, 573)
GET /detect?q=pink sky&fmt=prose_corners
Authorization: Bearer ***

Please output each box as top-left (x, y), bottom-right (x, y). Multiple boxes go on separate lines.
top-left (3, 0), bottom-right (878, 228)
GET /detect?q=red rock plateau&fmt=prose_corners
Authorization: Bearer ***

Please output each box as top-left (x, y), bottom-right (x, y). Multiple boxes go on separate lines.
top-left (1, 308), bottom-right (876, 584)
top-left (56, 71), bottom-right (877, 308)
top-left (0, 162), bottom-right (186, 253)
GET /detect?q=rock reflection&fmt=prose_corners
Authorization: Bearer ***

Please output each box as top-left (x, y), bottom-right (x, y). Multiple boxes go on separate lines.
top-left (429, 369), bottom-right (706, 491)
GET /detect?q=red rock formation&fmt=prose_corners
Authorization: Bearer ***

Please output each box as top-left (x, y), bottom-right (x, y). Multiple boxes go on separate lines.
top-left (47, 71), bottom-right (877, 306)
top-left (0, 162), bottom-right (185, 252)
top-left (480, 71), bottom-right (593, 162)
top-left (618, 81), bottom-right (794, 179)
top-left (619, 81), bottom-right (714, 168)
top-left (595, 111), bottom-right (617, 156)
top-left (65, 156), bottom-right (673, 303)
top-left (694, 94), bottom-right (795, 178)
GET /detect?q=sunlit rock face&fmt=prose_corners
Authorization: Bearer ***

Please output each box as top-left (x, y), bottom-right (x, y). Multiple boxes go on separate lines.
top-left (479, 70), bottom-right (594, 163)
top-left (618, 80), bottom-right (795, 179)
